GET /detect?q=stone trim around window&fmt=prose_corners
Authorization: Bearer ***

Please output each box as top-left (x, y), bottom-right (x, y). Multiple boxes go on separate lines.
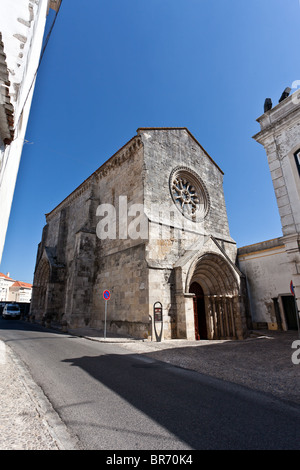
top-left (169, 166), bottom-right (210, 221)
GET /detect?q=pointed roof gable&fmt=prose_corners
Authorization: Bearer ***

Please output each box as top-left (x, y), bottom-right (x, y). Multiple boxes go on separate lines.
top-left (136, 127), bottom-right (224, 175)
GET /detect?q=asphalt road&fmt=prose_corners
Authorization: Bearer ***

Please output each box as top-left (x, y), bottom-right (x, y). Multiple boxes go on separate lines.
top-left (1, 318), bottom-right (300, 450)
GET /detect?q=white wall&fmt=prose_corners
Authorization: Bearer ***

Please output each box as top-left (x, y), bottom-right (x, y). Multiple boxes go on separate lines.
top-left (253, 91), bottom-right (300, 236)
top-left (250, 91), bottom-right (300, 329)
top-left (238, 241), bottom-right (294, 329)
top-left (8, 287), bottom-right (32, 303)
top-left (0, 0), bottom-right (50, 263)
top-left (0, 276), bottom-right (15, 301)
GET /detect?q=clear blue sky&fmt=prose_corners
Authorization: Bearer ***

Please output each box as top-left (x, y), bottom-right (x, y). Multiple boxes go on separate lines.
top-left (1, 0), bottom-right (300, 283)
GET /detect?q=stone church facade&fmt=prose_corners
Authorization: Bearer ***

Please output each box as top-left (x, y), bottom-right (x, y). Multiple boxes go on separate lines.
top-left (30, 128), bottom-right (250, 340)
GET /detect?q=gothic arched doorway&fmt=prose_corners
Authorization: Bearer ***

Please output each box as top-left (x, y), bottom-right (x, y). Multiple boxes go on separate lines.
top-left (189, 281), bottom-right (208, 340)
top-left (185, 252), bottom-right (247, 340)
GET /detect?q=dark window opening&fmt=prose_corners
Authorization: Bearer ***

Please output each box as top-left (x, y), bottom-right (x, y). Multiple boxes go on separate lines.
top-left (294, 149), bottom-right (300, 176)
top-left (282, 295), bottom-right (298, 330)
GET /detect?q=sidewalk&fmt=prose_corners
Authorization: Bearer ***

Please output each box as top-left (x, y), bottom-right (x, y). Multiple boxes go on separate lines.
top-left (0, 326), bottom-right (299, 450)
top-left (0, 339), bottom-right (80, 450)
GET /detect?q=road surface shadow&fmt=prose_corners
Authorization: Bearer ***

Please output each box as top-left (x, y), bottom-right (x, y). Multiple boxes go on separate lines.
top-left (62, 347), bottom-right (300, 450)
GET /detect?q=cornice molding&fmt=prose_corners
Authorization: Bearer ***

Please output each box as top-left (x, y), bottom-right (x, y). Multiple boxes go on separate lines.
top-left (46, 136), bottom-right (143, 222)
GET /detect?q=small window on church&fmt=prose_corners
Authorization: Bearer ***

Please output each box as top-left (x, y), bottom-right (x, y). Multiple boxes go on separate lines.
top-left (294, 149), bottom-right (300, 176)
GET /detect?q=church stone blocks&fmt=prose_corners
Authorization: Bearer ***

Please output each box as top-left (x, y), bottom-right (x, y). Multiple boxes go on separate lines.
top-left (30, 128), bottom-right (249, 341)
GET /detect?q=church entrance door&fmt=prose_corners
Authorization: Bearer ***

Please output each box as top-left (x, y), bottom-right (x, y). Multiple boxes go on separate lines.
top-left (282, 295), bottom-right (298, 330)
top-left (189, 282), bottom-right (207, 340)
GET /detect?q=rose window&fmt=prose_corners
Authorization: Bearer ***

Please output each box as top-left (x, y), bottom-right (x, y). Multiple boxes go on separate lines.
top-left (169, 167), bottom-right (210, 221)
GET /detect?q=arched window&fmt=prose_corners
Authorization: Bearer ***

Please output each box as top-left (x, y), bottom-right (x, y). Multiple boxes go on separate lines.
top-left (294, 149), bottom-right (300, 176)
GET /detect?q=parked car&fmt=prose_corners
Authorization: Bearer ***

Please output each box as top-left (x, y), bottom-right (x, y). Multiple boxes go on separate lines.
top-left (2, 304), bottom-right (21, 320)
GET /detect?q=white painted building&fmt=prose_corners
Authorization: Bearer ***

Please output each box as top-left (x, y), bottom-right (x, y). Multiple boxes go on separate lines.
top-left (0, 0), bottom-right (62, 263)
top-left (238, 87), bottom-right (300, 332)
top-left (0, 272), bottom-right (16, 301)
top-left (0, 272), bottom-right (32, 303)
top-left (8, 280), bottom-right (32, 303)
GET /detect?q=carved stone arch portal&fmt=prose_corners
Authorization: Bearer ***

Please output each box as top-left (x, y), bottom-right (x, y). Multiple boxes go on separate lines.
top-left (186, 252), bottom-right (239, 296)
top-left (187, 252), bottom-right (246, 340)
top-left (175, 251), bottom-right (247, 341)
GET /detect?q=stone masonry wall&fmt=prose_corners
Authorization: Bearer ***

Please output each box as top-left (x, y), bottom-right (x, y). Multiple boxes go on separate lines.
top-left (32, 128), bottom-right (242, 340)
top-left (138, 128), bottom-right (239, 339)
top-left (90, 138), bottom-right (149, 336)
top-left (139, 128), bottom-right (234, 247)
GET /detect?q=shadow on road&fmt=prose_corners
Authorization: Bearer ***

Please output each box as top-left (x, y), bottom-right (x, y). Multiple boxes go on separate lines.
top-left (61, 344), bottom-right (300, 450)
top-left (1, 318), bottom-right (300, 449)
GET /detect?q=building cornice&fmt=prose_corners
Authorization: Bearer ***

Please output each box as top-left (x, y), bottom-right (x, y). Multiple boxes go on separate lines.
top-left (46, 135), bottom-right (143, 222)
top-left (45, 127), bottom-right (223, 223)
top-left (0, 32), bottom-right (14, 144)
top-left (237, 237), bottom-right (285, 257)
top-left (47, 1), bottom-right (62, 14)
top-left (253, 90), bottom-right (300, 144)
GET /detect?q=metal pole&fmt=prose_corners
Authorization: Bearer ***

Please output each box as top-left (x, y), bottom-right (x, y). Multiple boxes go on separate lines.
top-left (293, 295), bottom-right (300, 340)
top-left (292, 282), bottom-right (300, 339)
top-left (104, 299), bottom-right (107, 339)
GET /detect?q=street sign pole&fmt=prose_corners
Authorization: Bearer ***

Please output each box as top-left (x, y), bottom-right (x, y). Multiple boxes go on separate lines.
top-left (103, 290), bottom-right (111, 340)
top-left (104, 299), bottom-right (107, 339)
top-left (153, 301), bottom-right (163, 342)
top-left (290, 281), bottom-right (300, 339)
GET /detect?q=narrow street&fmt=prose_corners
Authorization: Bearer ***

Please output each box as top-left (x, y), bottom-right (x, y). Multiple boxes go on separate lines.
top-left (1, 318), bottom-right (300, 450)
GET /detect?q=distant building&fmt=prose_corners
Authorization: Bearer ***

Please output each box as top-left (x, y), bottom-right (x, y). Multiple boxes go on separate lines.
top-left (238, 88), bottom-right (300, 332)
top-left (0, 272), bottom-right (32, 303)
top-left (0, 272), bottom-right (16, 301)
top-left (9, 281), bottom-right (32, 303)
top-left (0, 0), bottom-right (62, 263)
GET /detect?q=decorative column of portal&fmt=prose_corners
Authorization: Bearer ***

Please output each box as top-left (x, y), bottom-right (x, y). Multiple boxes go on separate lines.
top-left (218, 296), bottom-right (225, 339)
top-left (228, 296), bottom-right (236, 339)
top-left (216, 297), bottom-right (221, 339)
top-left (214, 297), bottom-right (219, 338)
top-left (217, 296), bottom-right (224, 338)
top-left (206, 296), bottom-right (214, 340)
top-left (207, 296), bottom-right (238, 340)
top-left (217, 296), bottom-right (222, 339)
top-left (224, 297), bottom-right (232, 337)
top-left (211, 296), bottom-right (217, 339)
top-left (222, 296), bottom-right (229, 338)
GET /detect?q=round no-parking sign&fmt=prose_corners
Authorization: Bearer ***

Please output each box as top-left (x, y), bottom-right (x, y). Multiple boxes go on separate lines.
top-left (103, 290), bottom-right (111, 300)
top-left (290, 281), bottom-right (295, 296)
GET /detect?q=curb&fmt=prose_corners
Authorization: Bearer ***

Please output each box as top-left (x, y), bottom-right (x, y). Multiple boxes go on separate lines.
top-left (3, 341), bottom-right (82, 450)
